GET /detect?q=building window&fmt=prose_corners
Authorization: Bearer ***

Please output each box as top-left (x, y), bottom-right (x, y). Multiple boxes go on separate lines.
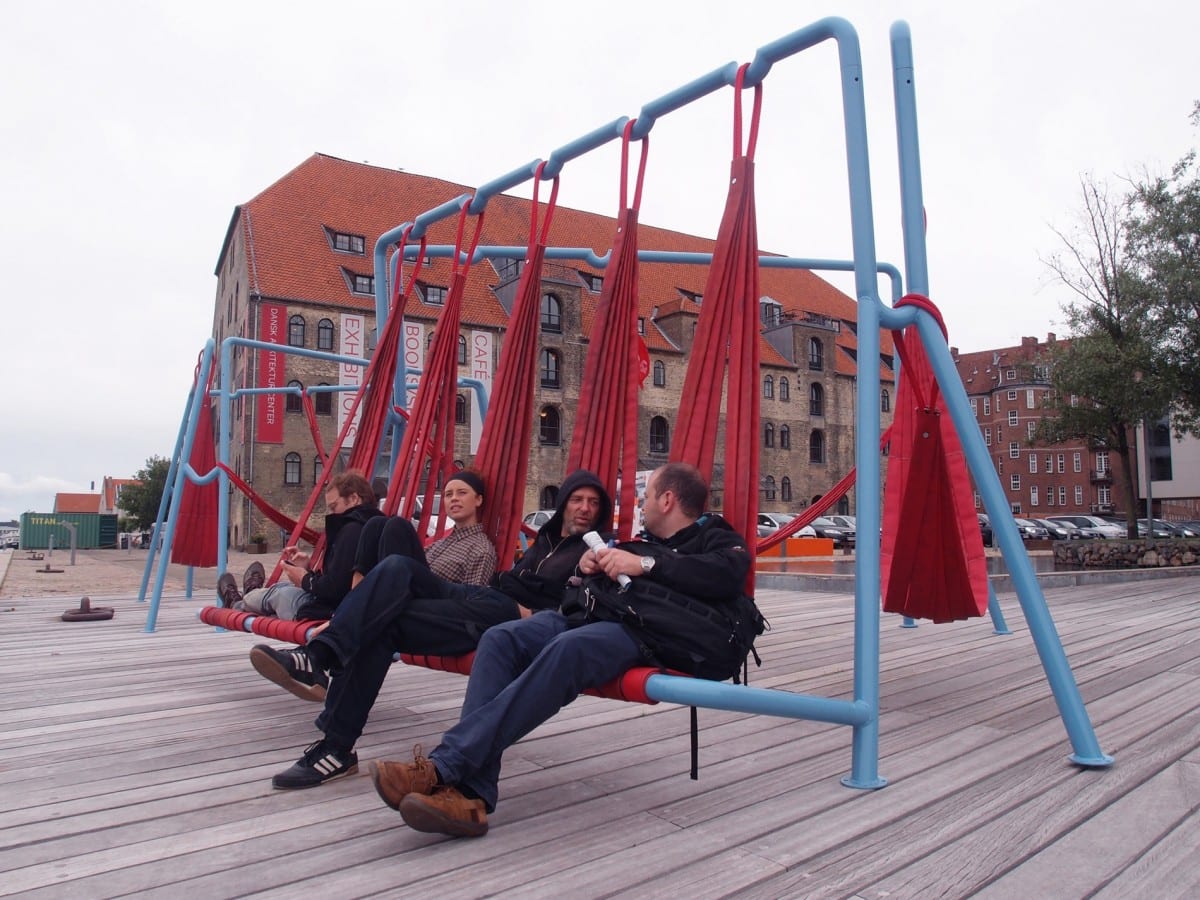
top-left (1074, 485), bottom-right (1083, 505)
top-left (540, 293), bottom-right (562, 333)
top-left (649, 416), bottom-right (670, 454)
top-left (1009, 442), bottom-right (1019, 459)
top-left (809, 429), bottom-right (826, 464)
top-left (1060, 486), bottom-right (1068, 506)
top-left (780, 425), bottom-right (791, 450)
top-left (457, 335), bottom-right (467, 365)
top-left (286, 380), bottom-right (303, 413)
top-left (538, 406), bottom-right (561, 445)
top-left (1029, 455), bottom-right (1038, 474)
top-left (423, 284), bottom-right (447, 306)
top-left (540, 349), bottom-right (561, 388)
top-left (1010, 474), bottom-right (1021, 491)
top-left (1057, 453), bottom-right (1065, 473)
top-left (1027, 421), bottom-right (1036, 438)
top-left (1007, 389), bottom-right (1017, 401)
top-left (971, 398), bottom-right (978, 417)
top-left (637, 317), bottom-right (646, 335)
top-left (1095, 451), bottom-right (1109, 474)
top-left (284, 452), bottom-right (301, 485)
top-left (580, 272), bottom-right (603, 292)
top-left (1045, 454), bottom-right (1053, 473)
top-left (781, 476), bottom-right (792, 502)
top-left (984, 427), bottom-right (992, 446)
top-left (881, 388), bottom-right (891, 413)
top-left (652, 360), bottom-right (666, 387)
top-left (1047, 487), bottom-right (1055, 506)
top-left (317, 318), bottom-right (335, 351)
top-left (764, 423), bottom-right (775, 448)
top-left (809, 382), bottom-right (824, 417)
top-left (763, 375), bottom-right (774, 399)
top-left (763, 475), bottom-right (777, 500)
top-left (779, 377), bottom-right (790, 402)
top-left (1031, 486), bottom-right (1039, 507)
top-left (1007, 368), bottom-right (1016, 381)
top-left (455, 393), bottom-right (467, 425)
top-left (760, 299), bottom-right (783, 327)
top-left (1098, 485), bottom-right (1112, 506)
top-left (495, 257), bottom-right (523, 281)
top-left (331, 230), bottom-right (366, 254)
top-left (1026, 388), bottom-right (1036, 409)
top-left (808, 337), bottom-right (824, 371)
top-left (1073, 452), bottom-right (1082, 473)
top-left (1007, 410), bottom-right (1018, 427)
top-left (314, 384), bottom-right (332, 416)
top-left (313, 455), bottom-right (323, 486)
top-left (540, 485), bottom-right (558, 508)
top-left (352, 274), bottom-right (374, 294)
top-left (288, 315), bottom-right (306, 347)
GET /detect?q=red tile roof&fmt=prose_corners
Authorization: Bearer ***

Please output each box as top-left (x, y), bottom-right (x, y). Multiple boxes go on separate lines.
top-left (55, 493), bottom-right (101, 514)
top-left (233, 153), bottom-right (894, 377)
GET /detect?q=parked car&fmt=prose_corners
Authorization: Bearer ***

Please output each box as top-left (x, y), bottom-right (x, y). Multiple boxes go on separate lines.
top-left (1, 531), bottom-right (18, 549)
top-left (1034, 518), bottom-right (1076, 540)
top-left (1136, 518), bottom-right (1178, 539)
top-left (1013, 517), bottom-right (1050, 541)
top-left (756, 512), bottom-right (816, 539)
top-left (810, 516), bottom-right (855, 547)
top-left (977, 514), bottom-right (993, 548)
top-left (823, 514), bottom-right (856, 531)
top-left (1154, 519), bottom-right (1199, 537)
top-left (1044, 515), bottom-right (1124, 539)
top-left (523, 509), bottom-right (555, 531)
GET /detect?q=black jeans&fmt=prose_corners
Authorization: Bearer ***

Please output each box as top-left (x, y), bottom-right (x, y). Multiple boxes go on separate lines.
top-left (311, 555), bottom-right (519, 748)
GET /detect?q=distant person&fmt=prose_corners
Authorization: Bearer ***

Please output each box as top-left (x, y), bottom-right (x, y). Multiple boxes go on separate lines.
top-left (251, 470), bottom-right (612, 790)
top-left (219, 471), bottom-right (382, 621)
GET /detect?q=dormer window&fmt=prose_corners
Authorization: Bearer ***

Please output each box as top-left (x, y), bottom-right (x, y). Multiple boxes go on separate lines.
top-left (423, 284), bottom-right (447, 306)
top-left (329, 229), bottom-right (366, 255)
top-left (580, 272), bottom-right (603, 292)
top-left (349, 273), bottom-right (373, 295)
top-left (679, 289), bottom-right (702, 305)
top-left (637, 317), bottom-right (646, 335)
top-left (760, 297), bottom-right (783, 327)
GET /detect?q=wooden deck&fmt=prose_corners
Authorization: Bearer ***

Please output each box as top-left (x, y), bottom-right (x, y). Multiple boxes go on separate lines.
top-left (2, 576), bottom-right (1199, 898)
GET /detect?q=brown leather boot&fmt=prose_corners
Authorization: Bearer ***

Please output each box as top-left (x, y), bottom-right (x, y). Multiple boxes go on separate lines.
top-left (399, 786), bottom-right (488, 837)
top-left (370, 745), bottom-right (439, 810)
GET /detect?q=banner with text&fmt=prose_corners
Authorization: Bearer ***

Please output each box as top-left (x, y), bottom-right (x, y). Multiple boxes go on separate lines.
top-left (402, 320), bottom-right (425, 412)
top-left (469, 330), bottom-right (493, 453)
top-left (256, 302), bottom-right (286, 443)
top-left (338, 313), bottom-right (367, 446)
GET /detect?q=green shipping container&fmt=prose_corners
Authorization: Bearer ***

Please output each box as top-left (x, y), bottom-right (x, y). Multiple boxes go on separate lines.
top-left (20, 513), bottom-right (119, 549)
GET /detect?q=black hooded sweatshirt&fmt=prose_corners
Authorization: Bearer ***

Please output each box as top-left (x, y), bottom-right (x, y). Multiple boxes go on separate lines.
top-left (494, 469), bottom-right (613, 611)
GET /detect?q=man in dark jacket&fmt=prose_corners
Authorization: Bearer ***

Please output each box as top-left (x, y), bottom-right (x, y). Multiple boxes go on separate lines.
top-left (371, 462), bottom-right (750, 837)
top-left (227, 470), bottom-right (382, 620)
top-left (253, 469), bottom-right (613, 790)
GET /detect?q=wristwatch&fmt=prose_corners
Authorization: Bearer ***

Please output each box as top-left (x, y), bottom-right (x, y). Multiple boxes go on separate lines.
top-left (640, 556), bottom-right (656, 574)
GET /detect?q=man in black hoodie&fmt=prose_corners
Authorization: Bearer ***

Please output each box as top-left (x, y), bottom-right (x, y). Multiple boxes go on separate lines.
top-left (256, 469), bottom-right (612, 790)
top-left (372, 462), bottom-right (750, 837)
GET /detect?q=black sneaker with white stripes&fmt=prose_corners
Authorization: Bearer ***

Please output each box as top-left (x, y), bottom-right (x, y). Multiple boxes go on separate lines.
top-left (249, 644), bottom-right (330, 702)
top-left (272, 739), bottom-right (358, 790)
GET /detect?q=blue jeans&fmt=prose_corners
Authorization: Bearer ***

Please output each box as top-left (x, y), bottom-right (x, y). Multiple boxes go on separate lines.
top-left (430, 612), bottom-right (642, 811)
top-left (311, 555), bottom-right (519, 749)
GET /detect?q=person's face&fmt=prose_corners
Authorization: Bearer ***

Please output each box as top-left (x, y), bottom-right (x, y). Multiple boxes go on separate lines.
top-left (562, 486), bottom-right (602, 536)
top-left (640, 471), bottom-right (666, 535)
top-left (443, 481), bottom-right (483, 525)
top-left (325, 488), bottom-right (357, 514)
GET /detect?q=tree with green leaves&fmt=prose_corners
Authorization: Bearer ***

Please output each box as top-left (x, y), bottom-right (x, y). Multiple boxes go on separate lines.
top-left (116, 456), bottom-right (171, 530)
top-left (1037, 176), bottom-right (1171, 537)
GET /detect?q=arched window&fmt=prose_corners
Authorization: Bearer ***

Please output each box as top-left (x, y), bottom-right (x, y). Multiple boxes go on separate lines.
top-left (779, 377), bottom-right (790, 401)
top-left (764, 422), bottom-right (775, 448)
top-left (763, 475), bottom-right (777, 500)
top-left (540, 293), bottom-right (562, 333)
top-left (780, 424), bottom-right (791, 450)
top-left (763, 375), bottom-right (774, 399)
top-left (810, 382), bottom-right (824, 417)
top-left (317, 318), bottom-right (335, 351)
top-left (455, 393), bottom-right (467, 425)
top-left (538, 406), bottom-right (561, 445)
top-left (313, 455), bottom-right (324, 486)
top-left (284, 452), bottom-right (302, 485)
top-left (540, 485), bottom-right (559, 509)
top-left (286, 380), bottom-right (303, 413)
top-left (540, 349), bottom-right (561, 388)
top-left (649, 416), bottom-right (670, 454)
top-left (457, 335), bottom-right (467, 365)
top-left (653, 360), bottom-right (666, 387)
top-left (427, 330), bottom-right (435, 348)
top-left (881, 388), bottom-right (891, 413)
top-left (781, 476), bottom-right (792, 502)
top-left (288, 314), bottom-right (306, 347)
top-left (808, 337), bottom-right (824, 371)
top-left (809, 429), bottom-right (826, 464)
top-left (837, 496), bottom-right (850, 515)
top-left (314, 383), bottom-right (332, 415)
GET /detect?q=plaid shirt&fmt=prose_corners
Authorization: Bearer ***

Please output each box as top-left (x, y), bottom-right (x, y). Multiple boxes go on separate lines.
top-left (426, 522), bottom-right (497, 586)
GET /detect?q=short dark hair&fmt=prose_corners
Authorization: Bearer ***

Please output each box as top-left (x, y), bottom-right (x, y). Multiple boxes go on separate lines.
top-left (329, 470), bottom-right (374, 507)
top-left (652, 462), bottom-right (707, 518)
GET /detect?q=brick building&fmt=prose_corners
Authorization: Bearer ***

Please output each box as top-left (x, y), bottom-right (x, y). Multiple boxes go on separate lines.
top-left (212, 154), bottom-right (895, 550)
top-left (952, 334), bottom-right (1132, 518)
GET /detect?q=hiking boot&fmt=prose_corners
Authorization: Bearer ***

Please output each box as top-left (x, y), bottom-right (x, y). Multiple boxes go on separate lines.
top-left (249, 644), bottom-right (329, 702)
top-left (217, 573), bottom-right (242, 607)
top-left (370, 745), bottom-right (439, 810)
top-left (272, 739), bottom-right (357, 790)
top-left (242, 561), bottom-right (266, 594)
top-left (399, 786), bottom-right (488, 837)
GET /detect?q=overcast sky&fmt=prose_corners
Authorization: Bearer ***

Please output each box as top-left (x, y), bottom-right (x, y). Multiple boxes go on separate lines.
top-left (1, 0), bottom-right (1196, 521)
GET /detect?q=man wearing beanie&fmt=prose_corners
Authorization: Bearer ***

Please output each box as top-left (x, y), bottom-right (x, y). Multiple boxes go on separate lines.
top-left (252, 469), bottom-right (613, 790)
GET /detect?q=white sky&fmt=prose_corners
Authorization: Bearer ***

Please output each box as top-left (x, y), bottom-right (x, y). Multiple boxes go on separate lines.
top-left (1, 0), bottom-right (1196, 521)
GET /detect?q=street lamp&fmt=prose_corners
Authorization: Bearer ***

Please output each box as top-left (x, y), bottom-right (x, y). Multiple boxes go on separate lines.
top-left (1133, 370), bottom-right (1154, 549)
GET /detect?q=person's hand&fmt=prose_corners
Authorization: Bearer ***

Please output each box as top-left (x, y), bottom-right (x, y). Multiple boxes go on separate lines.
top-left (308, 621), bottom-right (330, 637)
top-left (280, 560), bottom-right (306, 587)
top-left (578, 545), bottom-right (603, 575)
top-left (588, 546), bottom-right (644, 582)
top-left (283, 545), bottom-right (311, 568)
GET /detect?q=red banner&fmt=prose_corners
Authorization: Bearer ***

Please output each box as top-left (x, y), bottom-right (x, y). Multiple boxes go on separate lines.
top-left (257, 301), bottom-right (286, 443)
